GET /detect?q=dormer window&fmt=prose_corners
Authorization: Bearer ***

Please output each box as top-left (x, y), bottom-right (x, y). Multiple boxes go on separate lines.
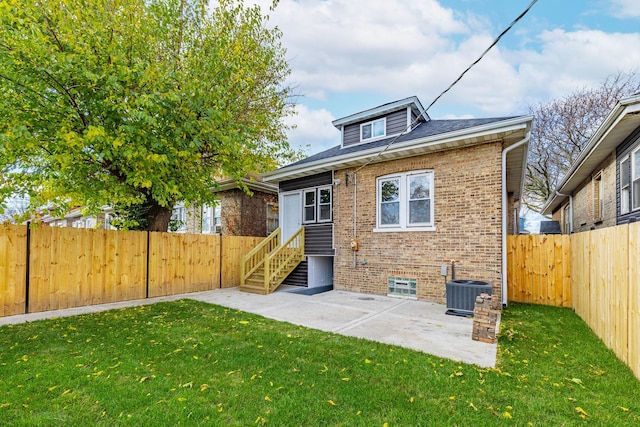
top-left (361, 118), bottom-right (385, 141)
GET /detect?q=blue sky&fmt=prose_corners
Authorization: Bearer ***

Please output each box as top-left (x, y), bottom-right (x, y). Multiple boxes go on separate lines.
top-left (246, 0), bottom-right (640, 155)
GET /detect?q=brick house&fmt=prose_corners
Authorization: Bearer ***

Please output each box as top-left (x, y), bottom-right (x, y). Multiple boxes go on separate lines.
top-left (175, 177), bottom-right (279, 237)
top-left (259, 96), bottom-right (532, 306)
top-left (39, 177), bottom-right (278, 237)
top-left (542, 94), bottom-right (640, 233)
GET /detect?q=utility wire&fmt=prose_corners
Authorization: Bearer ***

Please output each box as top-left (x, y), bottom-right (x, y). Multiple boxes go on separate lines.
top-left (353, 0), bottom-right (538, 174)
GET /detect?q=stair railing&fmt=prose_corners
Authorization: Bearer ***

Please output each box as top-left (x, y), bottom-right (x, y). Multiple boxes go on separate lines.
top-left (241, 228), bottom-right (281, 286)
top-left (264, 227), bottom-right (305, 292)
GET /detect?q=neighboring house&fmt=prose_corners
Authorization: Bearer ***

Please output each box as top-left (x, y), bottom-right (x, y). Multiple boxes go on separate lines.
top-left (39, 207), bottom-right (116, 229)
top-left (176, 177), bottom-right (279, 237)
top-left (39, 177), bottom-right (278, 237)
top-left (248, 96), bottom-right (532, 306)
top-left (541, 94), bottom-right (640, 233)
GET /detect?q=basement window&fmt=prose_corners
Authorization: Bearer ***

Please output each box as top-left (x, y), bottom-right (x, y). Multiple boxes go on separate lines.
top-left (388, 277), bottom-right (417, 298)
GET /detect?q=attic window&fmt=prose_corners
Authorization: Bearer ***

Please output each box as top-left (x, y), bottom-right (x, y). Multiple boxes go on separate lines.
top-left (361, 118), bottom-right (385, 141)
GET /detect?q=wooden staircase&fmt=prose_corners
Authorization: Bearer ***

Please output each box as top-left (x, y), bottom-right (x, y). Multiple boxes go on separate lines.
top-left (240, 227), bottom-right (304, 294)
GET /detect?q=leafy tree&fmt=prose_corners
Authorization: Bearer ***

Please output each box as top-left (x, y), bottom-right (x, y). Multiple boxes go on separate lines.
top-left (525, 71), bottom-right (640, 211)
top-left (0, 0), bottom-right (296, 231)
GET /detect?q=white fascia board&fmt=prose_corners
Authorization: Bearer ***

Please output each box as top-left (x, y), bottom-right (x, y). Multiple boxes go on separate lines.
top-left (265, 116), bottom-right (532, 182)
top-left (331, 96), bottom-right (424, 128)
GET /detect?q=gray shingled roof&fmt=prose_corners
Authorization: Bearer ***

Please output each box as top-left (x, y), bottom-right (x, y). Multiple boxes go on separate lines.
top-left (281, 117), bottom-right (516, 169)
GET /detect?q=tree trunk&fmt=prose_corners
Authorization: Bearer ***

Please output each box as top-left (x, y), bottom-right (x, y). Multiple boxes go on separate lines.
top-left (145, 201), bottom-right (174, 232)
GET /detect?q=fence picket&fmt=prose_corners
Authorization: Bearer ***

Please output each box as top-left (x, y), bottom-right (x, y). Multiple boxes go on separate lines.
top-left (508, 226), bottom-right (639, 380)
top-left (0, 226), bottom-right (261, 315)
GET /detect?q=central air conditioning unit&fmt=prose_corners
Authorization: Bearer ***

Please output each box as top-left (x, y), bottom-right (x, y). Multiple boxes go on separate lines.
top-left (445, 279), bottom-right (492, 316)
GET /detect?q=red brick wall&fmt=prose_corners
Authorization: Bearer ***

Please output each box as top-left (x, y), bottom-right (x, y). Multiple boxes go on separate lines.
top-left (332, 141), bottom-right (505, 303)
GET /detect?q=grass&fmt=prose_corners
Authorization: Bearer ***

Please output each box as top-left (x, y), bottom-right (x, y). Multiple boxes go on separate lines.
top-left (0, 300), bottom-right (639, 426)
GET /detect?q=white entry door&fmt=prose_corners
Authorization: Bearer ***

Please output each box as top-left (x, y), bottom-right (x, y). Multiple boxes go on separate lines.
top-left (281, 192), bottom-right (302, 242)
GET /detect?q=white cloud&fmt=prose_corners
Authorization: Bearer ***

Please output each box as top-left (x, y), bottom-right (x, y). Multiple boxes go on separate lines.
top-left (610, 0), bottom-right (640, 18)
top-left (516, 29), bottom-right (640, 101)
top-left (284, 104), bottom-right (340, 154)
top-left (242, 1), bottom-right (640, 150)
top-left (264, 0), bottom-right (467, 100)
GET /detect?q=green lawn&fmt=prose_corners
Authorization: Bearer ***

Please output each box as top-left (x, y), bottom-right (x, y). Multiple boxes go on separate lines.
top-left (1, 300), bottom-right (638, 426)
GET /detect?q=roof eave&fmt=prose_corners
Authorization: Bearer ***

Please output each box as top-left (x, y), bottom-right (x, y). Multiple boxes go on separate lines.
top-left (541, 94), bottom-right (640, 215)
top-left (331, 96), bottom-right (427, 128)
top-left (265, 116), bottom-right (532, 183)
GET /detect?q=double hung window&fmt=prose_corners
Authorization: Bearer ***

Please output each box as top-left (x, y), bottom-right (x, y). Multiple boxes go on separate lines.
top-left (303, 186), bottom-right (332, 223)
top-left (621, 156), bottom-right (630, 215)
top-left (377, 171), bottom-right (434, 231)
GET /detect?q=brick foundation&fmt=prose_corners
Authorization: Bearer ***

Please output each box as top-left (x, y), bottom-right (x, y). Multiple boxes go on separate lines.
top-left (472, 293), bottom-right (500, 343)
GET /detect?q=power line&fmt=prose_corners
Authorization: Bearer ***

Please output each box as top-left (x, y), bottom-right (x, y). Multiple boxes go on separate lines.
top-left (353, 0), bottom-right (539, 174)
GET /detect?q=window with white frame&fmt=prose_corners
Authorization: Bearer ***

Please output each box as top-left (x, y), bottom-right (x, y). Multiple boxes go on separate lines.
top-left (103, 213), bottom-right (115, 230)
top-left (620, 155), bottom-right (630, 215)
top-left (171, 204), bottom-right (187, 232)
top-left (303, 186), bottom-right (332, 224)
top-left (303, 189), bottom-right (315, 222)
top-left (202, 203), bottom-right (221, 234)
top-left (360, 118), bottom-right (385, 141)
top-left (376, 171), bottom-right (434, 231)
top-left (633, 147), bottom-right (640, 211)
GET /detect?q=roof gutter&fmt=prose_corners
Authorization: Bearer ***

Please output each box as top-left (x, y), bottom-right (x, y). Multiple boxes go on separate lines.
top-left (541, 94), bottom-right (640, 214)
top-left (501, 129), bottom-right (531, 307)
top-left (264, 116), bottom-right (531, 182)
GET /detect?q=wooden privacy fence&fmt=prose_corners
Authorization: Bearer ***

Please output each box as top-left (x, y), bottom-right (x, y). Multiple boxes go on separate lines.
top-left (507, 234), bottom-right (572, 307)
top-left (507, 223), bottom-right (640, 380)
top-left (0, 224), bottom-right (262, 317)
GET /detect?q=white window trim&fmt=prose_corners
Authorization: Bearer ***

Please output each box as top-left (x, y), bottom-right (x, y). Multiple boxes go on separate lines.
top-left (317, 185), bottom-right (333, 223)
top-left (632, 147), bottom-right (640, 211)
top-left (374, 170), bottom-right (435, 232)
top-left (620, 155), bottom-right (630, 215)
top-left (303, 189), bottom-right (316, 223)
top-left (360, 117), bottom-right (386, 142)
top-left (303, 186), bottom-right (333, 224)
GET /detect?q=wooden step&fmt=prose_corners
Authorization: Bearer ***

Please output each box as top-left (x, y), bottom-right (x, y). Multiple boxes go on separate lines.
top-left (238, 283), bottom-right (269, 295)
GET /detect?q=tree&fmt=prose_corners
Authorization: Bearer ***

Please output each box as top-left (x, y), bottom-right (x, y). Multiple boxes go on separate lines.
top-left (0, 0), bottom-right (296, 231)
top-left (524, 71), bottom-right (640, 211)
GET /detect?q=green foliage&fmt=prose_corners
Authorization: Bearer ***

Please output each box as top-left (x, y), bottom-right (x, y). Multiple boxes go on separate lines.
top-left (0, 300), bottom-right (638, 425)
top-left (0, 0), bottom-right (296, 230)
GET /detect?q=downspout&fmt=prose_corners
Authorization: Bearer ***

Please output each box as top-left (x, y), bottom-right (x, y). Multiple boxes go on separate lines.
top-left (501, 131), bottom-right (530, 308)
top-left (555, 191), bottom-right (573, 234)
top-left (353, 172), bottom-right (358, 268)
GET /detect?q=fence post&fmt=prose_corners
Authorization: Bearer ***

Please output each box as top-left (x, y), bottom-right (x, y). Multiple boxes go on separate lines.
top-left (219, 233), bottom-right (223, 289)
top-left (146, 231), bottom-right (150, 299)
top-left (25, 222), bottom-right (31, 314)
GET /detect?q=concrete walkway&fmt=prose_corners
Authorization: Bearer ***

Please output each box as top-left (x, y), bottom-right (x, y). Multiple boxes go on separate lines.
top-left (0, 287), bottom-right (498, 367)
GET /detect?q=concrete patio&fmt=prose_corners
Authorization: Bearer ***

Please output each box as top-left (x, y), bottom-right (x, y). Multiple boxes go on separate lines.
top-left (0, 286), bottom-right (498, 367)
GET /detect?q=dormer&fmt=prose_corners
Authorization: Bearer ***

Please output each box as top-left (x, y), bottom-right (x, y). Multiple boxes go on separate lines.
top-left (332, 96), bottom-right (430, 149)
